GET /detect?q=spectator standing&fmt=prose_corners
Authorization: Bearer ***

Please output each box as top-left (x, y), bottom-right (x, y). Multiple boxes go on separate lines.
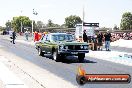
top-left (11, 31), bottom-right (16, 44)
top-left (83, 30), bottom-right (88, 42)
top-left (97, 32), bottom-right (103, 50)
top-left (25, 31), bottom-right (29, 40)
top-left (34, 31), bottom-right (39, 42)
top-left (104, 30), bottom-right (112, 51)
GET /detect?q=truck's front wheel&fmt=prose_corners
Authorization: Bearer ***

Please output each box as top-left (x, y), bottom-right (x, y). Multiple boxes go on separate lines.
top-left (52, 51), bottom-right (60, 62)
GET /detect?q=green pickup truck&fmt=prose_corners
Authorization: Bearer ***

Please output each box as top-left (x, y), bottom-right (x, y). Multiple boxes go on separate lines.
top-left (35, 33), bottom-right (89, 62)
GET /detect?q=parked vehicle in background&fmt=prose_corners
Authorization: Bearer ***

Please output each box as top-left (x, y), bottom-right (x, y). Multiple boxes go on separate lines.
top-left (35, 33), bottom-right (89, 62)
top-left (2, 30), bottom-right (8, 35)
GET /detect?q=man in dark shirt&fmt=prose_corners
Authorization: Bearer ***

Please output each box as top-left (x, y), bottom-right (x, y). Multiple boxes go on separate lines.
top-left (83, 30), bottom-right (88, 42)
top-left (97, 32), bottom-right (103, 50)
top-left (12, 31), bottom-right (16, 44)
top-left (104, 30), bottom-right (111, 51)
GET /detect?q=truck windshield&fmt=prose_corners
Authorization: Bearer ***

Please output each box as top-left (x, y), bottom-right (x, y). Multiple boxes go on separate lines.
top-left (52, 34), bottom-right (74, 41)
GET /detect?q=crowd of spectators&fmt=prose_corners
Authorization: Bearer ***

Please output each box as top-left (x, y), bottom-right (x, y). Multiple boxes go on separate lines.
top-left (83, 31), bottom-right (132, 51)
top-left (111, 32), bottom-right (132, 41)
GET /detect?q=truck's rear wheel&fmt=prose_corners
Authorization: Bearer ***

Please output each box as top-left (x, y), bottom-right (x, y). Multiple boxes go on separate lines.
top-left (38, 48), bottom-right (44, 56)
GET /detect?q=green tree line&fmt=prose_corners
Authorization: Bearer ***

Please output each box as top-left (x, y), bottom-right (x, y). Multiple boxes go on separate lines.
top-left (5, 15), bottom-right (82, 32)
top-left (3, 12), bottom-right (132, 32)
top-left (120, 12), bottom-right (132, 30)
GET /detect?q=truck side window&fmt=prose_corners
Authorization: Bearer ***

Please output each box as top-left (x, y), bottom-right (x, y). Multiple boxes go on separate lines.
top-left (41, 35), bottom-right (47, 41)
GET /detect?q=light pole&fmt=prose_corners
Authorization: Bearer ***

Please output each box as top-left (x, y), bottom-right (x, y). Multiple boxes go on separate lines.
top-left (32, 9), bottom-right (38, 35)
top-left (20, 10), bottom-right (23, 33)
top-left (21, 21), bottom-right (23, 32)
top-left (82, 6), bottom-right (85, 42)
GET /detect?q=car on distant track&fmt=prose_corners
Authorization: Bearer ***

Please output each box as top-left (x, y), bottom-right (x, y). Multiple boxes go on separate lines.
top-left (35, 33), bottom-right (89, 62)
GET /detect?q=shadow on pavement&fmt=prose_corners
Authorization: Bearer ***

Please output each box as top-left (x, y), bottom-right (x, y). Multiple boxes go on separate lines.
top-left (62, 58), bottom-right (97, 64)
top-left (43, 54), bottom-right (97, 64)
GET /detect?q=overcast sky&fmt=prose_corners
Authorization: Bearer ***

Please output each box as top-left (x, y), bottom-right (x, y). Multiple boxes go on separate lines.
top-left (0, 0), bottom-right (132, 27)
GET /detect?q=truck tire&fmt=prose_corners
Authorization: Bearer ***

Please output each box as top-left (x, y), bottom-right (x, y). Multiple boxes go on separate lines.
top-left (38, 48), bottom-right (44, 56)
top-left (52, 51), bottom-right (60, 62)
top-left (78, 53), bottom-right (85, 62)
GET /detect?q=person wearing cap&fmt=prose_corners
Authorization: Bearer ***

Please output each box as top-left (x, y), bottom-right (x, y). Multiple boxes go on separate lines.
top-left (83, 30), bottom-right (88, 42)
top-left (25, 31), bottom-right (29, 40)
top-left (104, 30), bottom-right (112, 51)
